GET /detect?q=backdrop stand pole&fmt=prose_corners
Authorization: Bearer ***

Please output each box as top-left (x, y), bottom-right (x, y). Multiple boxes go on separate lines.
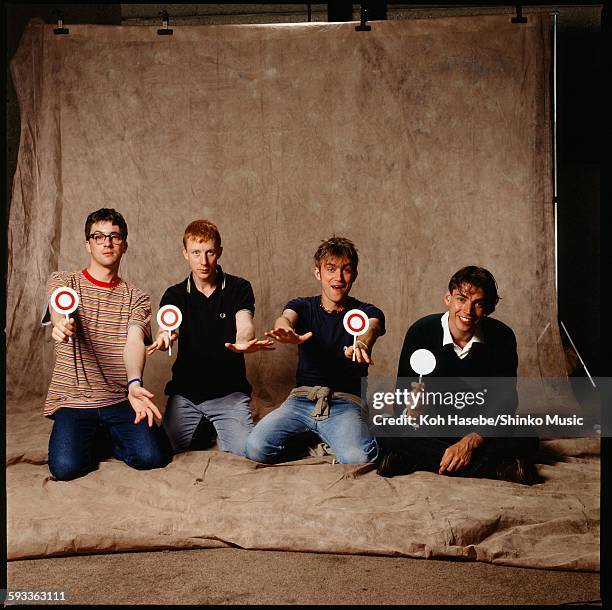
top-left (552, 11), bottom-right (559, 295)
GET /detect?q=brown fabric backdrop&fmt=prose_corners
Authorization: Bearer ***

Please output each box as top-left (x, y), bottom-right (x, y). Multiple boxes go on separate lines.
top-left (8, 15), bottom-right (563, 418)
top-left (7, 16), bottom-right (599, 571)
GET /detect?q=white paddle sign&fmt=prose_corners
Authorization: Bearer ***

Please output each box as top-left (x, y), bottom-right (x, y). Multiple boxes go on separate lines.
top-left (50, 286), bottom-right (79, 344)
top-left (409, 348), bottom-right (437, 383)
top-left (343, 309), bottom-right (370, 362)
top-left (157, 305), bottom-right (182, 357)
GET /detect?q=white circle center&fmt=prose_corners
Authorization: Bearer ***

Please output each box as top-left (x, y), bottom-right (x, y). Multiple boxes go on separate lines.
top-left (58, 294), bottom-right (72, 308)
top-left (409, 349), bottom-right (437, 376)
top-left (163, 311), bottom-right (177, 326)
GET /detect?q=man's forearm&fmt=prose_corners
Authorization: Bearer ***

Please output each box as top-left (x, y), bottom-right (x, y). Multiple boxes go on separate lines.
top-left (358, 318), bottom-right (382, 350)
top-left (274, 315), bottom-right (295, 331)
top-left (461, 432), bottom-right (484, 449)
top-left (124, 330), bottom-right (146, 383)
top-left (235, 317), bottom-right (256, 344)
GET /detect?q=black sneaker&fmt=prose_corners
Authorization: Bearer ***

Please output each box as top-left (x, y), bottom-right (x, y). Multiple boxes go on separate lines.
top-left (496, 458), bottom-right (539, 485)
top-left (376, 450), bottom-right (416, 478)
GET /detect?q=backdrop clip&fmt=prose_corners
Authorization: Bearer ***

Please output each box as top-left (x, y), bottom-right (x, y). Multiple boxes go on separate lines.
top-left (511, 5), bottom-right (528, 24)
top-left (52, 10), bottom-right (69, 35)
top-left (157, 9), bottom-right (173, 36)
top-left (355, 3), bottom-right (371, 32)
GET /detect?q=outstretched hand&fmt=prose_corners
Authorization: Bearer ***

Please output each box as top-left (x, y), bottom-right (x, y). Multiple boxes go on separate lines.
top-left (147, 331), bottom-right (177, 355)
top-left (344, 343), bottom-right (373, 365)
top-left (265, 328), bottom-right (313, 345)
top-left (225, 338), bottom-right (276, 353)
top-left (128, 385), bottom-right (162, 427)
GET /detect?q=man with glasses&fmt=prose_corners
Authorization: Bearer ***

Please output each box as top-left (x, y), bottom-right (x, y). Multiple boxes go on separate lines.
top-left (43, 208), bottom-right (170, 480)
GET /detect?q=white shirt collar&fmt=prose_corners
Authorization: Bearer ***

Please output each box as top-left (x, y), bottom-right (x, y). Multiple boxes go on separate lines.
top-left (441, 311), bottom-right (483, 359)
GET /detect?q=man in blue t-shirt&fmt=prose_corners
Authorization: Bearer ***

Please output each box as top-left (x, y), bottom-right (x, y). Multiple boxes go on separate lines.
top-left (245, 236), bottom-right (385, 464)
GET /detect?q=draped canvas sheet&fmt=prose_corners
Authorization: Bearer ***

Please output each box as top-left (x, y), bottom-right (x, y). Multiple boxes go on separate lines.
top-left (7, 15), bottom-right (563, 417)
top-left (6, 410), bottom-right (601, 569)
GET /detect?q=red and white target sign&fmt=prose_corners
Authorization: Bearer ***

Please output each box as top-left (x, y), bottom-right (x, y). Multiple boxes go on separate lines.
top-left (50, 286), bottom-right (79, 316)
top-left (157, 305), bottom-right (182, 331)
top-left (343, 309), bottom-right (369, 337)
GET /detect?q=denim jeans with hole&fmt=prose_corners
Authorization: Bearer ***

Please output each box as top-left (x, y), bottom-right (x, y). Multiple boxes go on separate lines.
top-left (245, 394), bottom-right (378, 464)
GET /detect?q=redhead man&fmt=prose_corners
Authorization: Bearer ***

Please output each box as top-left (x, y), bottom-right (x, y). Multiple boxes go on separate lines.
top-left (148, 220), bottom-right (273, 457)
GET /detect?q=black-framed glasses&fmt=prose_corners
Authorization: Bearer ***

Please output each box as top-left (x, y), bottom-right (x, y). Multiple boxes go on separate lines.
top-left (88, 231), bottom-right (125, 245)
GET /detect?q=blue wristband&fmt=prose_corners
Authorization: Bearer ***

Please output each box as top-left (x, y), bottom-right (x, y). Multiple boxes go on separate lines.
top-left (127, 377), bottom-right (142, 390)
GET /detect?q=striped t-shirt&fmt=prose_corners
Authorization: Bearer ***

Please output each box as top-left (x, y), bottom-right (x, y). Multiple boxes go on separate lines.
top-left (43, 269), bottom-right (152, 416)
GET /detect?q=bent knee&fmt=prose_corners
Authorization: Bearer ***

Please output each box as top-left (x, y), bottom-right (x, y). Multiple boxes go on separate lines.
top-left (48, 457), bottom-right (93, 481)
top-left (337, 445), bottom-right (378, 465)
top-left (161, 424), bottom-right (190, 454)
top-left (245, 437), bottom-right (278, 463)
top-left (127, 448), bottom-right (170, 471)
top-left (224, 444), bottom-right (247, 458)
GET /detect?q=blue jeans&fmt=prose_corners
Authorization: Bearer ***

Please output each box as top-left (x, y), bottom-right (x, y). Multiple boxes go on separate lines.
top-left (163, 392), bottom-right (254, 457)
top-left (48, 401), bottom-right (171, 481)
top-left (245, 394), bottom-right (378, 464)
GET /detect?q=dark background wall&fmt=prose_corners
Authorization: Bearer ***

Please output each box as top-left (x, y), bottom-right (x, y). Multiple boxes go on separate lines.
top-left (4, 2), bottom-right (602, 376)
top-left (554, 8), bottom-right (601, 379)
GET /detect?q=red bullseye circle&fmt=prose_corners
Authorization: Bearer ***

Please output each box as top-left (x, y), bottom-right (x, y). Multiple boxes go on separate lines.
top-left (342, 309), bottom-right (369, 337)
top-left (50, 286), bottom-right (79, 316)
top-left (347, 313), bottom-right (366, 333)
top-left (55, 290), bottom-right (76, 312)
top-left (161, 309), bottom-right (178, 327)
top-left (157, 305), bottom-right (182, 331)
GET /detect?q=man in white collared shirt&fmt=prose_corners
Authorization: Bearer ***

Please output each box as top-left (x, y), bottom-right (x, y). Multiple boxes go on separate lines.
top-left (377, 266), bottom-right (538, 484)
top-left (440, 310), bottom-right (483, 358)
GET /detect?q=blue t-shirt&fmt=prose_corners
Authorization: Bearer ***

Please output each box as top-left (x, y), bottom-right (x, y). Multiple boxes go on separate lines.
top-left (285, 296), bottom-right (386, 397)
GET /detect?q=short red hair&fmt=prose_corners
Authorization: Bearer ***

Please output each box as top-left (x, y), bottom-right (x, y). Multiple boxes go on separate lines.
top-left (183, 219), bottom-right (222, 250)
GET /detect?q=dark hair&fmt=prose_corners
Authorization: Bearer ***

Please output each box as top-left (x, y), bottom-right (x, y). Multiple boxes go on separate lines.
top-left (448, 266), bottom-right (500, 314)
top-left (183, 219), bottom-right (222, 250)
top-left (314, 236), bottom-right (359, 273)
top-left (85, 208), bottom-right (128, 240)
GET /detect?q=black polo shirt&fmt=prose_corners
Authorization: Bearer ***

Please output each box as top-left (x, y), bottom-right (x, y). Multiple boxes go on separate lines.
top-left (160, 266), bottom-right (255, 403)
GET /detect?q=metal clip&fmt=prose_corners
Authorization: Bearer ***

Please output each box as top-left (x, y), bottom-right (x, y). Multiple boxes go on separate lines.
top-left (157, 9), bottom-right (173, 36)
top-left (355, 3), bottom-right (371, 32)
top-left (511, 5), bottom-right (528, 24)
top-left (53, 10), bottom-right (69, 35)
